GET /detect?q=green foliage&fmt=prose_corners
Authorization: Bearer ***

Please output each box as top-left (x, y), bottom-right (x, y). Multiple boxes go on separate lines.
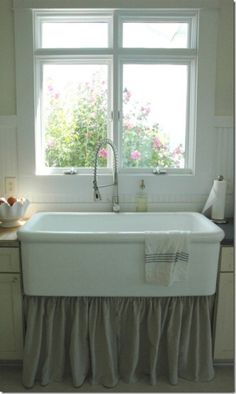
top-left (44, 76), bottom-right (184, 168)
top-left (45, 75), bottom-right (107, 168)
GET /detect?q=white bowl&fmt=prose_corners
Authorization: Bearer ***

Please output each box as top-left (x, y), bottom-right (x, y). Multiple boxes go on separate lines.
top-left (0, 198), bottom-right (30, 228)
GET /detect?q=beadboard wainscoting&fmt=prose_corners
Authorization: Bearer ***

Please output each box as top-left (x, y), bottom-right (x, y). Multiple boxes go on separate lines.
top-left (0, 116), bottom-right (18, 196)
top-left (0, 115), bottom-right (234, 216)
top-left (213, 117), bottom-right (234, 195)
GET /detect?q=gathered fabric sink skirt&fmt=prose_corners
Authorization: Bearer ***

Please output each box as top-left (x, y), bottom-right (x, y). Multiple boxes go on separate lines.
top-left (22, 296), bottom-right (215, 388)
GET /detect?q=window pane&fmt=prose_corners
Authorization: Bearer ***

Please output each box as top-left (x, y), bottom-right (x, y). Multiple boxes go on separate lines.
top-left (123, 23), bottom-right (188, 48)
top-left (122, 64), bottom-right (187, 168)
top-left (42, 64), bottom-right (109, 167)
top-left (41, 22), bottom-right (108, 48)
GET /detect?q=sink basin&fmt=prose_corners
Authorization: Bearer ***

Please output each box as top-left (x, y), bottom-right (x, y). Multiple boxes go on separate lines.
top-left (18, 211), bottom-right (224, 297)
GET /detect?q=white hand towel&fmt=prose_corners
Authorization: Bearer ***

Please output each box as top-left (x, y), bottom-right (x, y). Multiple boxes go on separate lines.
top-left (145, 231), bottom-right (190, 286)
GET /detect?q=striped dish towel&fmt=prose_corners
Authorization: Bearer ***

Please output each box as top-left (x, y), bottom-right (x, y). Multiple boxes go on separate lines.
top-left (145, 231), bottom-right (190, 286)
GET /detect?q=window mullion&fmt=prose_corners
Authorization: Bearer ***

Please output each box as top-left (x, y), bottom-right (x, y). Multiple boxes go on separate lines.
top-left (112, 11), bottom-right (121, 168)
top-left (186, 58), bottom-right (197, 172)
top-left (118, 48), bottom-right (197, 58)
top-left (34, 48), bottom-right (114, 57)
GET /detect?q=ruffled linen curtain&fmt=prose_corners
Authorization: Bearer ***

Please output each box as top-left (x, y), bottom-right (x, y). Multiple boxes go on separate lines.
top-left (22, 296), bottom-right (215, 388)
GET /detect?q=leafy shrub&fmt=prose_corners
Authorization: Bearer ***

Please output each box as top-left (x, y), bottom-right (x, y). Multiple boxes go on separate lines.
top-left (44, 75), bottom-right (184, 168)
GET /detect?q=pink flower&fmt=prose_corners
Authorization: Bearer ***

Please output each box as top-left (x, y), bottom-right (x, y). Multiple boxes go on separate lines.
top-left (123, 88), bottom-right (132, 104)
top-left (172, 144), bottom-right (184, 156)
top-left (140, 106), bottom-right (151, 116)
top-left (46, 137), bottom-right (56, 148)
top-left (98, 148), bottom-right (108, 159)
top-left (130, 150), bottom-right (141, 160)
top-left (124, 122), bottom-right (133, 130)
top-left (47, 83), bottom-right (60, 100)
top-left (153, 137), bottom-right (162, 150)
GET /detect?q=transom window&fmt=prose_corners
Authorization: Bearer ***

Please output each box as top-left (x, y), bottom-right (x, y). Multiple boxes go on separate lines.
top-left (34, 10), bottom-right (198, 174)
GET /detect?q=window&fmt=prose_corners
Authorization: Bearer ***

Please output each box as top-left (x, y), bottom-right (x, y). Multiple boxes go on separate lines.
top-left (122, 63), bottom-right (188, 168)
top-left (33, 10), bottom-right (198, 174)
top-left (41, 22), bottom-right (109, 48)
top-left (122, 22), bottom-right (189, 48)
top-left (40, 62), bottom-right (110, 169)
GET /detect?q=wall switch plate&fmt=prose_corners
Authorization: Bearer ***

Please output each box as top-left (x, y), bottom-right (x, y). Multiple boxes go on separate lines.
top-left (5, 177), bottom-right (17, 197)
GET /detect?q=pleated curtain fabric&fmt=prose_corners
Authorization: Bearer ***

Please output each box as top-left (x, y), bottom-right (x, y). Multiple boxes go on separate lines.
top-left (22, 296), bottom-right (215, 388)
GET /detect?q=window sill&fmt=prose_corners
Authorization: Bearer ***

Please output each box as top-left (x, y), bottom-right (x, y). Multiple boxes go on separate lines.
top-left (35, 168), bottom-right (194, 177)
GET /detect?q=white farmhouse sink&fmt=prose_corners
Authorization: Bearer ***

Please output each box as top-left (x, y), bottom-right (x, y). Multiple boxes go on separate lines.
top-left (18, 212), bottom-right (224, 297)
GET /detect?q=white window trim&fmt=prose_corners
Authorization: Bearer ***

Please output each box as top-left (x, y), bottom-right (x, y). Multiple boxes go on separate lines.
top-left (118, 57), bottom-right (196, 171)
top-left (118, 9), bottom-right (198, 50)
top-left (116, 10), bottom-right (198, 175)
top-left (14, 5), bottom-right (218, 187)
top-left (31, 9), bottom-right (198, 175)
top-left (35, 56), bottom-right (113, 175)
top-left (34, 10), bottom-right (114, 50)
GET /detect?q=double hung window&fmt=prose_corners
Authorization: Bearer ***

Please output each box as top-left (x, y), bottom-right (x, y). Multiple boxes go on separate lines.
top-left (34, 10), bottom-right (198, 174)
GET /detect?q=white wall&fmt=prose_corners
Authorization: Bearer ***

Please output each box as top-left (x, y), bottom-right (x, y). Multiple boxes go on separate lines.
top-left (0, 0), bottom-right (16, 115)
top-left (0, 0), bottom-right (234, 218)
top-left (215, 2), bottom-right (234, 116)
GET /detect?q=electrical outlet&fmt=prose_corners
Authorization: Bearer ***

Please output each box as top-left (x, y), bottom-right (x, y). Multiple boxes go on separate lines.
top-left (5, 177), bottom-right (17, 197)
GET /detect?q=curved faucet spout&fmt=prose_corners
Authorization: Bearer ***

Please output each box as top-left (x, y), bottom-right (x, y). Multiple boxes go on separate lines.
top-left (93, 138), bottom-right (120, 212)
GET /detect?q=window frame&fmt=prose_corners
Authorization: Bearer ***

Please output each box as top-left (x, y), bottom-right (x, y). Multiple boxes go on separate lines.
top-left (34, 10), bottom-right (114, 50)
top-left (118, 10), bottom-right (198, 49)
top-left (118, 57), bottom-right (196, 173)
top-left (32, 9), bottom-right (199, 175)
top-left (35, 56), bottom-right (113, 175)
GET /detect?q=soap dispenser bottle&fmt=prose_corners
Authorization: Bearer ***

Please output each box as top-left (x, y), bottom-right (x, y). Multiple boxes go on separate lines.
top-left (136, 179), bottom-right (148, 212)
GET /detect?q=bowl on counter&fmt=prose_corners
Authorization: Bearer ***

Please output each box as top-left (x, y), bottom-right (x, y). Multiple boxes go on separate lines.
top-left (0, 197), bottom-right (30, 228)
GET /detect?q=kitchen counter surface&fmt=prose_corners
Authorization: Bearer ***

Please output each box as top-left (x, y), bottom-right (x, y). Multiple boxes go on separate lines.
top-left (0, 222), bottom-right (23, 247)
top-left (217, 218), bottom-right (234, 246)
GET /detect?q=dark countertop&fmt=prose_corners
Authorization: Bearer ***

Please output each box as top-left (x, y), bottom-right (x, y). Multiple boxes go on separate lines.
top-left (217, 218), bottom-right (234, 246)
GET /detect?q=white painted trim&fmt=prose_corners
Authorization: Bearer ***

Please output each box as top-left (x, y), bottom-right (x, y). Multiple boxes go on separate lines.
top-left (0, 116), bottom-right (17, 129)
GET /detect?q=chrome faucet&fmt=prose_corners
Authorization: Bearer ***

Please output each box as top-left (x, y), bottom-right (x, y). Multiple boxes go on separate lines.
top-left (93, 138), bottom-right (120, 213)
